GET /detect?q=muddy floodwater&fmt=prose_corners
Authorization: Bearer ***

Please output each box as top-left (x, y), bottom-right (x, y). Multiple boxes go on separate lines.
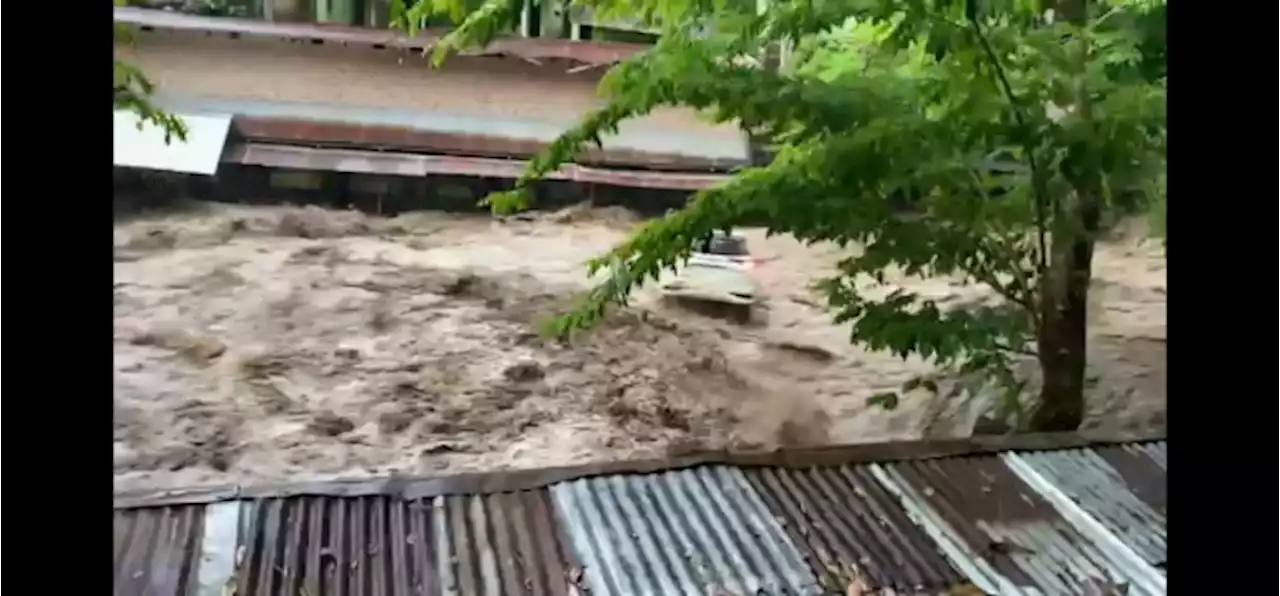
top-left (113, 203), bottom-right (1167, 491)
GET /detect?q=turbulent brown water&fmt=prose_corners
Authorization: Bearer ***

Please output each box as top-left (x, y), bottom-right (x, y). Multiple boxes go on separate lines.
top-left (113, 203), bottom-right (1166, 491)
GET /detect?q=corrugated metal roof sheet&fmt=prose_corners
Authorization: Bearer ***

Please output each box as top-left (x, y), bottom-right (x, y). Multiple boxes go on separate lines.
top-left (743, 465), bottom-right (964, 592)
top-left (1013, 449), bottom-right (1167, 567)
top-left (435, 492), bottom-right (580, 596)
top-left (196, 502), bottom-right (243, 596)
top-left (114, 505), bottom-right (206, 595)
top-left (113, 110), bottom-right (233, 175)
top-left (874, 456), bottom-right (1164, 595)
top-left (230, 492), bottom-right (579, 596)
top-left (235, 495), bottom-right (439, 595)
top-left (1134, 442), bottom-right (1166, 469)
top-left (551, 467), bottom-right (820, 596)
top-left (1094, 442), bottom-right (1167, 515)
top-left (112, 435), bottom-right (1167, 596)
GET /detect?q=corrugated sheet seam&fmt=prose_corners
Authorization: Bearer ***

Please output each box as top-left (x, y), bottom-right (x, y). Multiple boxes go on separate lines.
top-left (1001, 453), bottom-right (1166, 595)
top-left (866, 464), bottom-right (1020, 595)
top-left (550, 467), bottom-right (821, 596)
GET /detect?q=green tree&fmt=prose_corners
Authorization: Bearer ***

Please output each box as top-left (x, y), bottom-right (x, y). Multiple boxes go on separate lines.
top-left (114, 0), bottom-right (187, 143)
top-left (396, 0), bottom-right (1166, 431)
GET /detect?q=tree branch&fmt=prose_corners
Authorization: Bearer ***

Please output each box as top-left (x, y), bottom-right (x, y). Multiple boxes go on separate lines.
top-left (966, 11), bottom-right (1050, 276)
top-left (994, 340), bottom-right (1039, 357)
top-left (963, 262), bottom-right (1035, 314)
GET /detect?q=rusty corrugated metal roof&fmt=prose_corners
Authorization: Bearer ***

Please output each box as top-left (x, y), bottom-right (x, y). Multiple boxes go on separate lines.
top-left (873, 454), bottom-right (1166, 595)
top-left (1013, 449), bottom-right (1167, 567)
top-left (230, 492), bottom-right (580, 595)
top-left (435, 492), bottom-right (581, 595)
top-left (114, 505), bottom-right (206, 595)
top-left (114, 7), bottom-right (647, 66)
top-left (113, 434), bottom-right (1167, 596)
top-left (744, 466), bottom-right (963, 592)
top-left (238, 495), bottom-right (439, 595)
top-left (1093, 443), bottom-right (1167, 514)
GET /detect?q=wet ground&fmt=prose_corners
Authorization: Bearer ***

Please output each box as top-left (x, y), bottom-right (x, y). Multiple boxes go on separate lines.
top-left (113, 203), bottom-right (1166, 491)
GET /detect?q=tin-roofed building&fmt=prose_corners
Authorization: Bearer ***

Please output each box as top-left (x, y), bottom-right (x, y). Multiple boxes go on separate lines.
top-left (114, 432), bottom-right (1167, 595)
top-left (113, 2), bottom-right (750, 210)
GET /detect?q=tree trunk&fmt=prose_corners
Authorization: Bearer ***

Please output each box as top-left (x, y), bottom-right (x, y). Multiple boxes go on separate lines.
top-left (1031, 233), bottom-right (1093, 431)
top-left (1031, 173), bottom-right (1102, 431)
top-left (1029, 0), bottom-right (1099, 432)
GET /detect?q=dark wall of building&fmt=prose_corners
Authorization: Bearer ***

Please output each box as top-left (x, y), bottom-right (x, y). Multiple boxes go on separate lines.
top-left (113, 166), bottom-right (692, 219)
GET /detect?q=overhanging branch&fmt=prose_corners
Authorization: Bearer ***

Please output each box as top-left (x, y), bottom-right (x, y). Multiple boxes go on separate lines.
top-left (965, 7), bottom-right (1050, 276)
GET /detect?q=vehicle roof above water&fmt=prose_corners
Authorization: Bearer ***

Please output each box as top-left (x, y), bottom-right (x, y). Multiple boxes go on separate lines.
top-left (695, 231), bottom-right (750, 256)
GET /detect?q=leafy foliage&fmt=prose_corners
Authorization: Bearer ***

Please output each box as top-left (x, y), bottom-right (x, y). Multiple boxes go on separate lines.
top-left (400, 0), bottom-right (1166, 430)
top-left (114, 0), bottom-right (187, 144)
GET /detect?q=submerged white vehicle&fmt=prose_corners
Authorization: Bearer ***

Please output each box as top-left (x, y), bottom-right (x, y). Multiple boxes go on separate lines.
top-left (660, 231), bottom-right (763, 323)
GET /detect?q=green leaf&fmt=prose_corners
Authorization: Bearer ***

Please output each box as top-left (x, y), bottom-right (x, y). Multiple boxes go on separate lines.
top-left (389, 0), bottom-right (1166, 432)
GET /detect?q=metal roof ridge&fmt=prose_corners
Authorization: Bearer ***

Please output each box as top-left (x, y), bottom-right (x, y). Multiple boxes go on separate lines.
top-left (114, 430), bottom-right (1165, 509)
